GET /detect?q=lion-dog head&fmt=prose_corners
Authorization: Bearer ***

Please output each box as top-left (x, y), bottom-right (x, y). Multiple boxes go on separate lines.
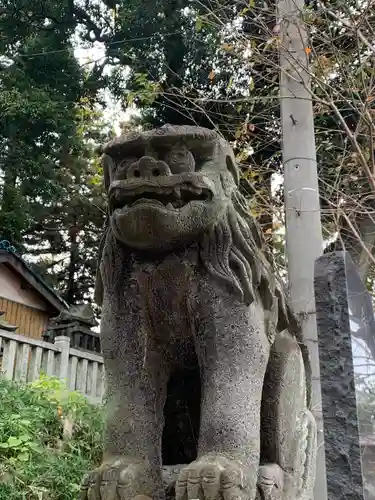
top-left (102, 125), bottom-right (239, 250)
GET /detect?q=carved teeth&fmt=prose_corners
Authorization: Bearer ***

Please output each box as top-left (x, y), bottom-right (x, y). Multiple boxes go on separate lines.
top-left (109, 182), bottom-right (212, 213)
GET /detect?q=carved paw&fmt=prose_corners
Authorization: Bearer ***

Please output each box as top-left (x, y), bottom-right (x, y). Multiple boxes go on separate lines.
top-left (80, 458), bottom-right (155, 500)
top-left (176, 455), bottom-right (251, 500)
top-left (256, 464), bottom-right (284, 500)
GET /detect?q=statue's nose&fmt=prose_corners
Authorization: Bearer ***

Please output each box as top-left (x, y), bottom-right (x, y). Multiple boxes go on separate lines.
top-left (128, 156), bottom-right (171, 179)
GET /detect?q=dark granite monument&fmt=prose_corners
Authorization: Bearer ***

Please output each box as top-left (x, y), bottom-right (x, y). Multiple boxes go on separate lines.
top-left (81, 125), bottom-right (317, 500)
top-left (315, 251), bottom-right (366, 500)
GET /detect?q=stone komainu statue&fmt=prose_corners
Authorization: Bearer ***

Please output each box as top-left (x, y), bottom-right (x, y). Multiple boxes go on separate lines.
top-left (81, 125), bottom-right (316, 500)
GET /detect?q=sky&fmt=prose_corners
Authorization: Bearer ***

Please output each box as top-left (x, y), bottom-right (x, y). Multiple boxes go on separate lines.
top-left (74, 42), bottom-right (128, 135)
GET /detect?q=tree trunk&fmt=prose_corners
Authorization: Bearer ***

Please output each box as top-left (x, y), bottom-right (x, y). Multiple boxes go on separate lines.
top-left (279, 1), bottom-right (327, 499)
top-left (0, 161), bottom-right (22, 246)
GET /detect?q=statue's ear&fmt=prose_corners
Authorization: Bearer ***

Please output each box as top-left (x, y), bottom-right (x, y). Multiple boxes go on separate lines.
top-left (102, 153), bottom-right (113, 193)
top-left (226, 154), bottom-right (240, 186)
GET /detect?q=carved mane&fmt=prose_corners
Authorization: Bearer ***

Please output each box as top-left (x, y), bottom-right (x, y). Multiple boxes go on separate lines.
top-left (198, 184), bottom-right (311, 403)
top-left (200, 187), bottom-right (291, 338)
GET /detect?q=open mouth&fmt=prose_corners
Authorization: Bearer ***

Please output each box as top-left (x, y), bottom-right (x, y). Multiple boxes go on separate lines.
top-left (110, 184), bottom-right (213, 212)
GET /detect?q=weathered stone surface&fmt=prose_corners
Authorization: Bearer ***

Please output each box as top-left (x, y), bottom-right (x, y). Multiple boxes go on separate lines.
top-left (315, 252), bottom-right (365, 500)
top-left (81, 124), bottom-right (316, 500)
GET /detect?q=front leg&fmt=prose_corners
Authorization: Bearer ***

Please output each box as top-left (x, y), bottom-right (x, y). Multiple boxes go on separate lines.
top-left (177, 293), bottom-right (269, 500)
top-left (81, 297), bottom-right (170, 500)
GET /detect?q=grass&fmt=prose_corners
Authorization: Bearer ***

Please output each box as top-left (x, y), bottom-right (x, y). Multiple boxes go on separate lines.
top-left (0, 375), bottom-right (104, 500)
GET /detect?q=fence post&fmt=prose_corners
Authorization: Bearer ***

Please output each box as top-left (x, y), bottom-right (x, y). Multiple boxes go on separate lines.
top-left (54, 336), bottom-right (70, 383)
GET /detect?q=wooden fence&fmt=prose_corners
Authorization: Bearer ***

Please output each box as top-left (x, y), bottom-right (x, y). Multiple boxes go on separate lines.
top-left (0, 329), bottom-right (105, 404)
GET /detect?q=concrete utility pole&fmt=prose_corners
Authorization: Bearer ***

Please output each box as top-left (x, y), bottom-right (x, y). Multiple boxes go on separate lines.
top-left (278, 1), bottom-right (327, 499)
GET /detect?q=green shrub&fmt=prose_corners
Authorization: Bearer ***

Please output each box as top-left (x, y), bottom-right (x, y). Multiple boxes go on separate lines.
top-left (0, 375), bottom-right (104, 500)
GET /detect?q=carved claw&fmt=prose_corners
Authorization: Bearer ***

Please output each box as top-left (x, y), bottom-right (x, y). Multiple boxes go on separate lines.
top-left (256, 464), bottom-right (284, 500)
top-left (80, 458), bottom-right (156, 500)
top-left (176, 455), bottom-right (250, 500)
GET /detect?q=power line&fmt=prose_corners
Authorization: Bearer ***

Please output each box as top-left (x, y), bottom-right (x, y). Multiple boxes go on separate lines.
top-left (2, 31), bottom-right (181, 60)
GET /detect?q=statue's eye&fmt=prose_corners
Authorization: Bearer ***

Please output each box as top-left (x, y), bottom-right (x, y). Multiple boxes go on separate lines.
top-left (164, 148), bottom-right (195, 173)
top-left (115, 158), bottom-right (138, 179)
